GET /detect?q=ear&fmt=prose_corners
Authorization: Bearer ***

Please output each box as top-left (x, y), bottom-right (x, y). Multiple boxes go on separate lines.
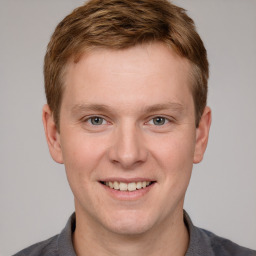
top-left (42, 104), bottom-right (63, 164)
top-left (193, 106), bottom-right (212, 164)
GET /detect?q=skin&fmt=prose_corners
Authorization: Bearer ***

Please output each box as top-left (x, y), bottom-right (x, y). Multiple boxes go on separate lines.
top-left (43, 42), bottom-right (211, 256)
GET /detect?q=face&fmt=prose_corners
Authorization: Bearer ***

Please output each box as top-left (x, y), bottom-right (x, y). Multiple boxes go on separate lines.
top-left (43, 42), bottom-right (211, 236)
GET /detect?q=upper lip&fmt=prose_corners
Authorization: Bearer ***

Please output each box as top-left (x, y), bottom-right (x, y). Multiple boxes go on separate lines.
top-left (99, 177), bottom-right (156, 183)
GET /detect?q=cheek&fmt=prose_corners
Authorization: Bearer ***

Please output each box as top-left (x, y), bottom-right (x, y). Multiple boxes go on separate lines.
top-left (60, 131), bottom-right (107, 183)
top-left (149, 131), bottom-right (196, 171)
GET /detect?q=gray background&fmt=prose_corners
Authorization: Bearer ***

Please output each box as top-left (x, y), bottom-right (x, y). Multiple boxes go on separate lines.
top-left (0, 0), bottom-right (255, 255)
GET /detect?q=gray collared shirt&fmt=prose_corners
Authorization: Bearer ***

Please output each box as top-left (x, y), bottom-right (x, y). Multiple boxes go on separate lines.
top-left (13, 211), bottom-right (256, 256)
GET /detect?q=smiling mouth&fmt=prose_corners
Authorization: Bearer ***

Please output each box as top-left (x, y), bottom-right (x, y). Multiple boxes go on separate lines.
top-left (100, 181), bottom-right (156, 192)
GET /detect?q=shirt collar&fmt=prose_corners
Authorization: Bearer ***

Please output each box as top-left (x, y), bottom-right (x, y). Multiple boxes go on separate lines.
top-left (184, 210), bottom-right (214, 256)
top-left (58, 212), bottom-right (77, 256)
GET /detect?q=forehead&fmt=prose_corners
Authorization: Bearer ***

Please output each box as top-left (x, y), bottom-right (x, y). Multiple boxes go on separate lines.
top-left (68, 43), bottom-right (191, 80)
top-left (62, 42), bottom-right (193, 112)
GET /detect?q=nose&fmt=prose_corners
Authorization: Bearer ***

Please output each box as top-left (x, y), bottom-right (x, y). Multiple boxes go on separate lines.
top-left (108, 122), bottom-right (148, 169)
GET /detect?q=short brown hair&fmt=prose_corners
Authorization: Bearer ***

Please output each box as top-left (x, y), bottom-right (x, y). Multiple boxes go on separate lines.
top-left (44, 0), bottom-right (208, 130)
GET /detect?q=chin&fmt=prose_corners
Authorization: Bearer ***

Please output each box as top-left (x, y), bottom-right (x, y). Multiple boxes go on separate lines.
top-left (103, 210), bottom-right (156, 236)
top-left (108, 222), bottom-right (152, 236)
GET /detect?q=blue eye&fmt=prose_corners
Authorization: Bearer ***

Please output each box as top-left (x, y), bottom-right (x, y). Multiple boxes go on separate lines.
top-left (150, 117), bottom-right (168, 126)
top-left (88, 116), bottom-right (106, 125)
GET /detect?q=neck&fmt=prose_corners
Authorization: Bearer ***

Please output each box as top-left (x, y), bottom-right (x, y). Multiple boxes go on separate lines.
top-left (73, 207), bottom-right (189, 256)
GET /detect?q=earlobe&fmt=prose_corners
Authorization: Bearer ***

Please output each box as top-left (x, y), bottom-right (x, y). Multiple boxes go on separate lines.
top-left (193, 106), bottom-right (212, 164)
top-left (42, 104), bottom-right (63, 164)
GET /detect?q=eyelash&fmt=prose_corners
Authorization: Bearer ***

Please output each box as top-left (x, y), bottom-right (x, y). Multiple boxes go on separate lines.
top-left (83, 115), bottom-right (172, 127)
top-left (84, 116), bottom-right (108, 126)
top-left (147, 116), bottom-right (170, 126)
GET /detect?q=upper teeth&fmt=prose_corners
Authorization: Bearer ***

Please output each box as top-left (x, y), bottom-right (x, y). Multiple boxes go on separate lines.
top-left (104, 181), bottom-right (151, 191)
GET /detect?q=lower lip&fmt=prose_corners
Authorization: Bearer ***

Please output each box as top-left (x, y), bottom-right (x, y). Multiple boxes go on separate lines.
top-left (100, 182), bottom-right (155, 200)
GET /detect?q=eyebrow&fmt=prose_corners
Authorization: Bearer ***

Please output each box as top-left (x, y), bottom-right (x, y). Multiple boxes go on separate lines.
top-left (71, 103), bottom-right (112, 115)
top-left (142, 102), bottom-right (185, 113)
top-left (70, 102), bottom-right (185, 115)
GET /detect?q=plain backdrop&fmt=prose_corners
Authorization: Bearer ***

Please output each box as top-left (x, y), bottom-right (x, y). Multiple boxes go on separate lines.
top-left (0, 0), bottom-right (255, 255)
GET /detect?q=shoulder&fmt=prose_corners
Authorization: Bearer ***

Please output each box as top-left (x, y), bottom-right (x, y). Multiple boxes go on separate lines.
top-left (184, 211), bottom-right (256, 256)
top-left (13, 213), bottom-right (76, 256)
top-left (12, 235), bottom-right (59, 256)
top-left (198, 228), bottom-right (256, 256)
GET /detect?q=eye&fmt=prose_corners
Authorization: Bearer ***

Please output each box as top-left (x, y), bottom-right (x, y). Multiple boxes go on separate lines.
top-left (149, 116), bottom-right (169, 126)
top-left (87, 116), bottom-right (107, 125)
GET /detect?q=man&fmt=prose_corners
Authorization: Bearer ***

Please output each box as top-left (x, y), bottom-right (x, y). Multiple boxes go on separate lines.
top-left (14, 0), bottom-right (256, 255)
